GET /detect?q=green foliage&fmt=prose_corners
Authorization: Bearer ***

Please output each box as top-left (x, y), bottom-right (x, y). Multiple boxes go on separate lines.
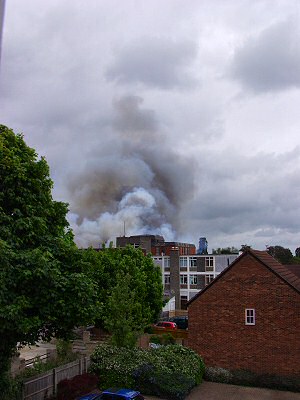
top-left (90, 344), bottom-right (205, 398)
top-left (230, 369), bottom-right (300, 392)
top-left (56, 340), bottom-right (73, 359)
top-left (104, 272), bottom-right (143, 348)
top-left (134, 363), bottom-right (195, 400)
top-left (0, 125), bottom-right (100, 389)
top-left (204, 366), bottom-right (233, 383)
top-left (267, 245), bottom-right (294, 264)
top-left (84, 246), bottom-right (163, 344)
top-left (150, 333), bottom-right (175, 346)
top-left (212, 247), bottom-right (239, 255)
top-left (0, 373), bottom-right (23, 400)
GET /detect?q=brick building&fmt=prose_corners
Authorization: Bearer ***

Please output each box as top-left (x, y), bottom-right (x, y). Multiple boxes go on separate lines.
top-left (187, 249), bottom-right (300, 377)
top-left (116, 234), bottom-right (196, 256)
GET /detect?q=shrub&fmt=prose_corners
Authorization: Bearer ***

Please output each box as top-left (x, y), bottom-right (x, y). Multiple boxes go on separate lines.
top-left (149, 335), bottom-right (162, 345)
top-left (0, 373), bottom-right (23, 400)
top-left (161, 333), bottom-right (176, 345)
top-left (204, 366), bottom-right (233, 383)
top-left (56, 340), bottom-right (73, 360)
top-left (133, 364), bottom-right (195, 400)
top-left (144, 325), bottom-right (154, 334)
top-left (90, 344), bottom-right (205, 399)
top-left (230, 369), bottom-right (300, 392)
top-left (149, 333), bottom-right (176, 347)
top-left (56, 373), bottom-right (99, 400)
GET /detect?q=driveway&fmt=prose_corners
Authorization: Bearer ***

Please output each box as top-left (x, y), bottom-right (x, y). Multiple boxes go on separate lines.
top-left (146, 381), bottom-right (300, 400)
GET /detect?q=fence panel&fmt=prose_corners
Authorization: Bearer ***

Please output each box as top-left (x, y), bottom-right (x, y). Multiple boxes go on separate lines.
top-left (55, 358), bottom-right (81, 382)
top-left (23, 357), bottom-right (90, 400)
top-left (23, 370), bottom-right (53, 400)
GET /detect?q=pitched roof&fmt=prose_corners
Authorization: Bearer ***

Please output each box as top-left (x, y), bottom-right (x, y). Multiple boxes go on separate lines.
top-left (284, 264), bottom-right (300, 279)
top-left (188, 249), bottom-right (300, 306)
top-left (250, 250), bottom-right (300, 292)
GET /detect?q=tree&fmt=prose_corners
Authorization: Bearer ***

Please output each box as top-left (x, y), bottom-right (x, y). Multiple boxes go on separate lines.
top-left (104, 272), bottom-right (144, 347)
top-left (84, 245), bottom-right (163, 346)
top-left (0, 125), bottom-right (99, 390)
top-left (267, 246), bottom-right (294, 264)
top-left (212, 246), bottom-right (239, 255)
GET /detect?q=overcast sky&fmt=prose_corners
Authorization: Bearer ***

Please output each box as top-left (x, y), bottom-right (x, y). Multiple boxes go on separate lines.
top-left (1, 0), bottom-right (300, 252)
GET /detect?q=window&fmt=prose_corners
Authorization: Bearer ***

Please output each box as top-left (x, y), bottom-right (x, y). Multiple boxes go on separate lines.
top-left (205, 257), bottom-right (214, 271)
top-left (189, 257), bottom-right (197, 267)
top-left (164, 275), bottom-right (170, 284)
top-left (180, 257), bottom-right (188, 267)
top-left (164, 257), bottom-right (170, 267)
top-left (205, 274), bottom-right (214, 286)
top-left (180, 275), bottom-right (187, 285)
top-left (189, 275), bottom-right (198, 285)
top-left (245, 309), bottom-right (255, 325)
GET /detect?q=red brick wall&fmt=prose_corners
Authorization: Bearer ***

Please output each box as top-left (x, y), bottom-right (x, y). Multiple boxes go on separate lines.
top-left (188, 253), bottom-right (300, 377)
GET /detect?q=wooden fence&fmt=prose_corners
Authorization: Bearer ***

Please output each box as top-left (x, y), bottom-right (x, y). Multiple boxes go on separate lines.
top-left (22, 356), bottom-right (90, 400)
top-left (25, 353), bottom-right (49, 368)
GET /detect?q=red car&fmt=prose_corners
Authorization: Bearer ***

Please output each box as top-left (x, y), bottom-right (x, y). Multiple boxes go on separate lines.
top-left (154, 321), bottom-right (177, 330)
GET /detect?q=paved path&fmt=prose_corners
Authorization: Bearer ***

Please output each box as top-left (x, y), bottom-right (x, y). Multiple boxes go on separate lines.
top-left (145, 381), bottom-right (300, 400)
top-left (184, 381), bottom-right (300, 400)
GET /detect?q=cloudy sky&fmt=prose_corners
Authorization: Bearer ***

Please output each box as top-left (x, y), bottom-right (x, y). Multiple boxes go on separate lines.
top-left (1, 0), bottom-right (300, 252)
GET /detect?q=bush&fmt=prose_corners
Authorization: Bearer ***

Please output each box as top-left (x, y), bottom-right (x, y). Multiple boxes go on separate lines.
top-left (144, 325), bottom-right (154, 334)
top-left (204, 366), bottom-right (233, 383)
top-left (90, 344), bottom-right (205, 399)
top-left (230, 369), bottom-right (300, 392)
top-left (56, 340), bottom-right (73, 359)
top-left (56, 373), bottom-right (99, 400)
top-left (133, 364), bottom-right (195, 400)
top-left (0, 374), bottom-right (23, 400)
top-left (149, 333), bottom-right (175, 346)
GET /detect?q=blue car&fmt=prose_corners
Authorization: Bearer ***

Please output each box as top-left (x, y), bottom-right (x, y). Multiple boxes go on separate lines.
top-left (79, 388), bottom-right (144, 400)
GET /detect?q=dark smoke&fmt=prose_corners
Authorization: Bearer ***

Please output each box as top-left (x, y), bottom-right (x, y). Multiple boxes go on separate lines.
top-left (67, 95), bottom-right (195, 247)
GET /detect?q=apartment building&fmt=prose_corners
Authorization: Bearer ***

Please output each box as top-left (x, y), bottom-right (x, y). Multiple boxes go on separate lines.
top-left (153, 248), bottom-right (238, 310)
top-left (116, 234), bottom-right (238, 311)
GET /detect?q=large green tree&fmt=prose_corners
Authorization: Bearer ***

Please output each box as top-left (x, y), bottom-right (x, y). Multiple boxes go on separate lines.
top-left (212, 246), bottom-right (239, 255)
top-left (84, 245), bottom-right (163, 347)
top-left (267, 245), bottom-right (294, 264)
top-left (0, 125), bottom-right (99, 389)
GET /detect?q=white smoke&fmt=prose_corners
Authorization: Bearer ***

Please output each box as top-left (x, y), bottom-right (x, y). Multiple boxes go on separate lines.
top-left (69, 187), bottom-right (176, 248)
top-left (66, 95), bottom-right (194, 247)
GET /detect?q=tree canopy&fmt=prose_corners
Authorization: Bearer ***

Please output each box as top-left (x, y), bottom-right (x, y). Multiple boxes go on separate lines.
top-left (83, 245), bottom-right (163, 347)
top-left (212, 246), bottom-right (239, 255)
top-left (267, 245), bottom-right (294, 264)
top-left (0, 125), bottom-right (99, 388)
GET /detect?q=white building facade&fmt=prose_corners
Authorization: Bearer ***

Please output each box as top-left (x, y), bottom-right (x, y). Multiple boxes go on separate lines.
top-left (153, 253), bottom-right (239, 309)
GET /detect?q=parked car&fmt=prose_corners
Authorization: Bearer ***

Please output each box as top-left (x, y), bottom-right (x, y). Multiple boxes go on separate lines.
top-left (153, 321), bottom-right (177, 330)
top-left (79, 388), bottom-right (144, 400)
top-left (168, 316), bottom-right (188, 330)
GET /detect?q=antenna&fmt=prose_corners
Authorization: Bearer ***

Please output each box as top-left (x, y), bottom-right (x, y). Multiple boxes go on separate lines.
top-left (123, 221), bottom-right (126, 237)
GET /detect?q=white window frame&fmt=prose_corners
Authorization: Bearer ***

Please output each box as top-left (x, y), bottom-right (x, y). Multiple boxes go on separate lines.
top-left (164, 275), bottom-right (170, 284)
top-left (189, 257), bottom-right (197, 267)
top-left (205, 274), bottom-right (214, 286)
top-left (245, 308), bottom-right (255, 325)
top-left (164, 257), bottom-right (170, 267)
top-left (205, 257), bottom-right (214, 271)
top-left (180, 275), bottom-right (188, 285)
top-left (189, 275), bottom-right (198, 285)
top-left (180, 256), bottom-right (188, 267)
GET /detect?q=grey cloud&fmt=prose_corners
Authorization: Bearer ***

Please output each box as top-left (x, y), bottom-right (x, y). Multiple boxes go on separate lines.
top-left (66, 95), bottom-right (195, 245)
top-left (106, 37), bottom-right (198, 89)
top-left (178, 147), bottom-right (300, 249)
top-left (230, 18), bottom-right (300, 92)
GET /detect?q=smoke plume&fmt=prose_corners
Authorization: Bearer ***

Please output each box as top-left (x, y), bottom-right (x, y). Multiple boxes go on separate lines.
top-left (67, 95), bottom-right (195, 247)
